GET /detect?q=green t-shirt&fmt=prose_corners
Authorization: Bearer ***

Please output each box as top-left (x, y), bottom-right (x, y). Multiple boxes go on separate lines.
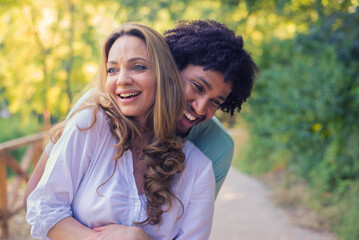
top-left (188, 117), bottom-right (234, 197)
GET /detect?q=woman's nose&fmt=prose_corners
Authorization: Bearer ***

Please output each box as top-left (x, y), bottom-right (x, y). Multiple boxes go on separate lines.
top-left (116, 71), bottom-right (133, 85)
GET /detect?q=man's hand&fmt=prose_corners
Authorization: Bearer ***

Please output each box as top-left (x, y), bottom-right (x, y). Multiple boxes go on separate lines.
top-left (91, 224), bottom-right (150, 240)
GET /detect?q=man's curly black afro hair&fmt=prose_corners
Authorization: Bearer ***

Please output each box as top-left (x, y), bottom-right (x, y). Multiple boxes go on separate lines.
top-left (164, 19), bottom-right (257, 115)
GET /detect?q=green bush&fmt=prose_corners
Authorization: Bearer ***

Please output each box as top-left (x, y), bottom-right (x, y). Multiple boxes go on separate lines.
top-left (247, 43), bottom-right (336, 172)
top-left (336, 184), bottom-right (359, 240)
top-left (0, 115), bottom-right (43, 143)
top-left (0, 114), bottom-right (43, 176)
top-left (240, 8), bottom-right (359, 239)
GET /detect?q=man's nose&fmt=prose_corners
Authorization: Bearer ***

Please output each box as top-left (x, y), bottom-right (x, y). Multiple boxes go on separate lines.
top-left (193, 98), bottom-right (207, 116)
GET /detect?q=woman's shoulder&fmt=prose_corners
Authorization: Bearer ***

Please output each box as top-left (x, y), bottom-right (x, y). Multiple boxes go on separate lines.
top-left (67, 107), bottom-right (107, 130)
top-left (183, 141), bottom-right (212, 169)
top-left (175, 141), bottom-right (215, 194)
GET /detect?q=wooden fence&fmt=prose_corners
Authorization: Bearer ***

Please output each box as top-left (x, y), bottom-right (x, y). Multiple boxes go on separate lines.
top-left (0, 132), bottom-right (47, 239)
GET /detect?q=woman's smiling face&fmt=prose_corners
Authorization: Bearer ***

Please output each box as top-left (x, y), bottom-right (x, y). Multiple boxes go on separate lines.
top-left (106, 35), bottom-right (156, 127)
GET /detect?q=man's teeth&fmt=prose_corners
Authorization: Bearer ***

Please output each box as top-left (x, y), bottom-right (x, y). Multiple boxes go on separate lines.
top-left (119, 92), bottom-right (140, 98)
top-left (184, 111), bottom-right (196, 121)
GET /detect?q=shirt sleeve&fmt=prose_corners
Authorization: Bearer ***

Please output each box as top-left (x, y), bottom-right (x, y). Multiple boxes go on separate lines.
top-left (212, 144), bottom-right (233, 197)
top-left (188, 117), bottom-right (234, 197)
top-left (175, 161), bottom-right (215, 240)
top-left (26, 109), bottom-right (98, 239)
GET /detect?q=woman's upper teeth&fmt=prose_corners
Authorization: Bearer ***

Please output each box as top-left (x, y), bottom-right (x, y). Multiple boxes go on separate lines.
top-left (184, 111), bottom-right (196, 121)
top-left (120, 92), bottom-right (140, 98)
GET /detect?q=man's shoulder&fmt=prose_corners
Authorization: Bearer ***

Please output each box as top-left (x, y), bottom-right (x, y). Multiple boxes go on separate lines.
top-left (188, 117), bottom-right (234, 150)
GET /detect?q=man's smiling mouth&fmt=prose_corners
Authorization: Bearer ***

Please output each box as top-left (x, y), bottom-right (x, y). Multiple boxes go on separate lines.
top-left (184, 111), bottom-right (196, 121)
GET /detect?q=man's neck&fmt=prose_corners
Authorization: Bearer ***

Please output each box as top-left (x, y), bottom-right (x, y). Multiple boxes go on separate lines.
top-left (177, 128), bottom-right (192, 138)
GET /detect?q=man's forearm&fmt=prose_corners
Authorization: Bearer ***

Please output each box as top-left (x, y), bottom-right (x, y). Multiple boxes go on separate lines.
top-left (23, 151), bottom-right (49, 210)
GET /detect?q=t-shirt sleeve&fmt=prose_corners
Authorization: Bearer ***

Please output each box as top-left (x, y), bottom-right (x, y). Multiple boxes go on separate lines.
top-left (26, 109), bottom-right (99, 239)
top-left (188, 117), bottom-right (234, 197)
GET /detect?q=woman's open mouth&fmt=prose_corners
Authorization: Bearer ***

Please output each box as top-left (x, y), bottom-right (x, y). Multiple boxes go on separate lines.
top-left (119, 92), bottom-right (141, 99)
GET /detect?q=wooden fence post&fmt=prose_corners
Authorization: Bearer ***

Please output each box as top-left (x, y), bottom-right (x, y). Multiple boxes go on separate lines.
top-left (0, 131), bottom-right (47, 239)
top-left (0, 152), bottom-right (8, 239)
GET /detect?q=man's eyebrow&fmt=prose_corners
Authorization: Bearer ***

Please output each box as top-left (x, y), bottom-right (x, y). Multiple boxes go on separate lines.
top-left (197, 76), bottom-right (212, 90)
top-left (196, 76), bottom-right (227, 101)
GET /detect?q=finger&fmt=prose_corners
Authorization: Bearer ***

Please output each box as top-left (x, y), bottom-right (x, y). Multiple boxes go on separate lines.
top-left (92, 226), bottom-right (107, 231)
top-left (93, 224), bottom-right (119, 231)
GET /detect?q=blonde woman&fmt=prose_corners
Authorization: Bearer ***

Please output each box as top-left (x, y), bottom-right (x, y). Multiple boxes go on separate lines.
top-left (26, 23), bottom-right (215, 240)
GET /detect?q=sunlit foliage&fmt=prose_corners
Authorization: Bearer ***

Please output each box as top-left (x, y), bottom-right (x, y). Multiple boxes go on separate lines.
top-left (1, 1), bottom-right (358, 238)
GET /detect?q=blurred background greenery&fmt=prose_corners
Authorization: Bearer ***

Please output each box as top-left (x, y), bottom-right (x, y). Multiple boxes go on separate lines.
top-left (1, 0), bottom-right (358, 239)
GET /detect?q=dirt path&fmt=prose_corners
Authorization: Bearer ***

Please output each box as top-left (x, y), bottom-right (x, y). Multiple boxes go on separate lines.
top-left (210, 167), bottom-right (337, 240)
top-left (209, 128), bottom-right (337, 240)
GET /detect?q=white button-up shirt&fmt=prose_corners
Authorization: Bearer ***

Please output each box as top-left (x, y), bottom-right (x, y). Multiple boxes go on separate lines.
top-left (26, 108), bottom-right (215, 240)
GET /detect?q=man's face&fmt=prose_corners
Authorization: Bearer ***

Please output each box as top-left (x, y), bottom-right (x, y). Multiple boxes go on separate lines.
top-left (178, 64), bottom-right (233, 134)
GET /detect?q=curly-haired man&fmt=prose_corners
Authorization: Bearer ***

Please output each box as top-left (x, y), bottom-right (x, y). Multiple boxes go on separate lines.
top-left (165, 20), bottom-right (256, 195)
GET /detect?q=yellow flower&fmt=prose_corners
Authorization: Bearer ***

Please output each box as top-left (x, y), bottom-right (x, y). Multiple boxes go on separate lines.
top-left (312, 123), bottom-right (322, 132)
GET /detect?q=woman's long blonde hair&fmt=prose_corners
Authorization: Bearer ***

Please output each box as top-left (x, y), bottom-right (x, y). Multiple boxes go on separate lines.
top-left (50, 23), bottom-right (186, 225)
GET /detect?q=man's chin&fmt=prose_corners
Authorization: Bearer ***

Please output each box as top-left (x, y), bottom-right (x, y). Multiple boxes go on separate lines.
top-left (177, 114), bottom-right (207, 137)
top-left (176, 119), bottom-right (193, 137)
top-left (177, 128), bottom-right (191, 138)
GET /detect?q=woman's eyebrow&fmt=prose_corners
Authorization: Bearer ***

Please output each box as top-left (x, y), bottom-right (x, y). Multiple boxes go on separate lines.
top-left (128, 57), bottom-right (148, 62)
top-left (107, 61), bottom-right (117, 65)
top-left (107, 57), bottom-right (148, 65)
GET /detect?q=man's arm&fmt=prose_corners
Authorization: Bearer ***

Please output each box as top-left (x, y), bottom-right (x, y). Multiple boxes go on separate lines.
top-left (23, 151), bottom-right (48, 210)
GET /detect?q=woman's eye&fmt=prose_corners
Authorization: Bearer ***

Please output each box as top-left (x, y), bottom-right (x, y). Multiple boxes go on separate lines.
top-left (107, 68), bottom-right (117, 74)
top-left (133, 64), bottom-right (146, 71)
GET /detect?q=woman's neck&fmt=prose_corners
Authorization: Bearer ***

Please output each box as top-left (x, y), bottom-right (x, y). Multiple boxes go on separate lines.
top-left (131, 130), bottom-right (151, 195)
top-left (131, 128), bottom-right (150, 150)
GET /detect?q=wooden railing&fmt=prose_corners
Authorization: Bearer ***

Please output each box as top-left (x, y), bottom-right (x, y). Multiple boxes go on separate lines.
top-left (0, 132), bottom-right (48, 239)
